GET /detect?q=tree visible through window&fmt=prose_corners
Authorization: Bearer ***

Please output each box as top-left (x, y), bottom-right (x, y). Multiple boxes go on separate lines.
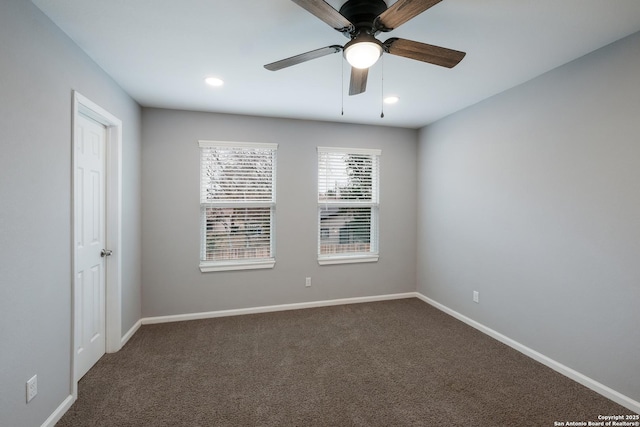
top-left (199, 141), bottom-right (277, 272)
top-left (318, 147), bottom-right (380, 264)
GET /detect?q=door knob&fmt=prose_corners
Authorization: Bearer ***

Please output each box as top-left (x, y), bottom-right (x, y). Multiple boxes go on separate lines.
top-left (100, 249), bottom-right (113, 257)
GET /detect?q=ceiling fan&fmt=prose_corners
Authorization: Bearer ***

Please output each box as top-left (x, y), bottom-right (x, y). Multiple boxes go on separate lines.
top-left (264, 0), bottom-right (466, 96)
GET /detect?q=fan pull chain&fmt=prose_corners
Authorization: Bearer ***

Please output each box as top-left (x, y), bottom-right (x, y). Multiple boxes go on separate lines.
top-left (341, 56), bottom-right (344, 116)
top-left (380, 56), bottom-right (385, 119)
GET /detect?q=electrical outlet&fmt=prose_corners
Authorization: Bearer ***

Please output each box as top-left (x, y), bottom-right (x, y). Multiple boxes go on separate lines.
top-left (305, 277), bottom-right (311, 287)
top-left (26, 375), bottom-right (37, 403)
top-left (473, 291), bottom-right (479, 304)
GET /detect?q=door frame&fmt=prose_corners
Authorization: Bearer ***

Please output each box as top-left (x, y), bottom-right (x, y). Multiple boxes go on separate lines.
top-left (71, 91), bottom-right (122, 395)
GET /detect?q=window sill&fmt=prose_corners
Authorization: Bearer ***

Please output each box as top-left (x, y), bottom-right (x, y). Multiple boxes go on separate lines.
top-left (318, 255), bottom-right (379, 266)
top-left (199, 259), bottom-right (275, 273)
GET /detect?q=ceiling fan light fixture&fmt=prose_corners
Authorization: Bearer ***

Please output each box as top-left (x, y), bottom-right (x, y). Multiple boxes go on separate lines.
top-left (265, 0), bottom-right (466, 97)
top-left (344, 40), bottom-right (382, 69)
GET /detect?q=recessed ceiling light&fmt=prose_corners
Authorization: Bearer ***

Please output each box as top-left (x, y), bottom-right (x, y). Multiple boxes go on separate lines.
top-left (204, 77), bottom-right (224, 87)
top-left (384, 96), bottom-right (399, 104)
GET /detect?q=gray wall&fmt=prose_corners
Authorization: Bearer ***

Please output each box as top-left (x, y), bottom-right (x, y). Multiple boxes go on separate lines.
top-left (417, 31), bottom-right (640, 403)
top-left (0, 1), bottom-right (142, 426)
top-left (141, 109), bottom-right (417, 317)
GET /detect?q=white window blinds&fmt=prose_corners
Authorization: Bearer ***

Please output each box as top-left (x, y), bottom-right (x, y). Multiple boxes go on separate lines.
top-left (317, 147), bottom-right (380, 264)
top-left (199, 141), bottom-right (277, 272)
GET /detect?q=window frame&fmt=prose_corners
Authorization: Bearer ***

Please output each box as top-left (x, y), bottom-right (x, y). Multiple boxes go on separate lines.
top-left (317, 146), bottom-right (381, 265)
top-left (198, 140), bottom-right (277, 272)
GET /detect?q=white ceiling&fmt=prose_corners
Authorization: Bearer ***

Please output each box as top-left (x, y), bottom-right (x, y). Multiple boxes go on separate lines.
top-left (32, 0), bottom-right (640, 128)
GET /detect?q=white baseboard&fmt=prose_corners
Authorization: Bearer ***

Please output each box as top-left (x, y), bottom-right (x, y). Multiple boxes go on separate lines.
top-left (141, 292), bottom-right (417, 325)
top-left (41, 394), bottom-right (74, 427)
top-left (414, 292), bottom-right (640, 414)
top-left (120, 319), bottom-right (142, 348)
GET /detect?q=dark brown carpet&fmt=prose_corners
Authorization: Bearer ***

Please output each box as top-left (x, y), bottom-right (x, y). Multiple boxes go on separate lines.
top-left (56, 298), bottom-right (634, 426)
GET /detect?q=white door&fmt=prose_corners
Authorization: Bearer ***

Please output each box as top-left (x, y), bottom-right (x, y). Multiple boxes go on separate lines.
top-left (74, 113), bottom-right (107, 380)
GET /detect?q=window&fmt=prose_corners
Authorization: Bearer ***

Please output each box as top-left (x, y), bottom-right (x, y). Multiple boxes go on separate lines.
top-left (199, 141), bottom-right (277, 272)
top-left (317, 146), bottom-right (380, 264)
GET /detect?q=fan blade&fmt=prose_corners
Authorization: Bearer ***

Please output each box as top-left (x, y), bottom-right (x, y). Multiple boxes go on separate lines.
top-left (384, 38), bottom-right (465, 68)
top-left (291, 0), bottom-right (354, 33)
top-left (376, 0), bottom-right (442, 31)
top-left (349, 67), bottom-right (368, 96)
top-left (264, 45), bottom-right (342, 71)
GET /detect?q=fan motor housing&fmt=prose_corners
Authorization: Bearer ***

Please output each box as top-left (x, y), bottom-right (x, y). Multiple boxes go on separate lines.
top-left (339, 0), bottom-right (387, 35)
